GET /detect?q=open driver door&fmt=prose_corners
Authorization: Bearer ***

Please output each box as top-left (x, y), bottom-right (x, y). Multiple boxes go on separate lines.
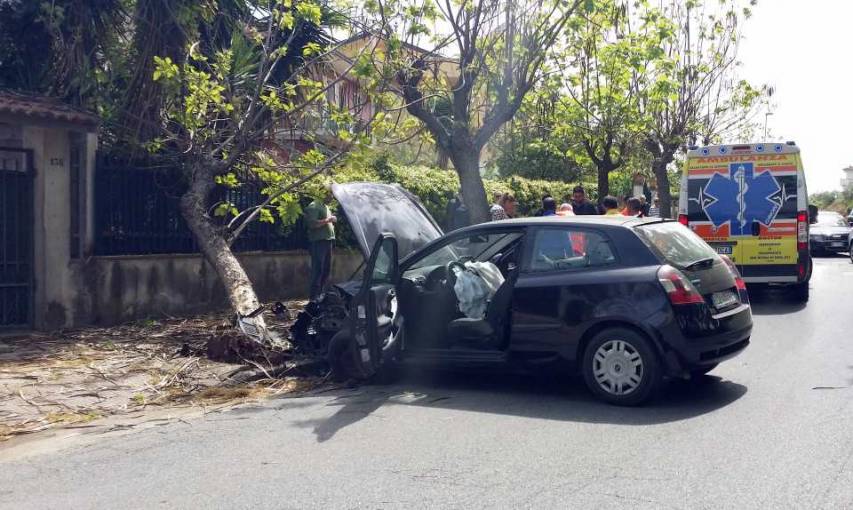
top-left (348, 234), bottom-right (400, 379)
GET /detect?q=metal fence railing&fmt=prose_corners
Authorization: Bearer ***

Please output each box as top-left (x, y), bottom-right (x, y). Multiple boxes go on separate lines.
top-left (94, 158), bottom-right (309, 256)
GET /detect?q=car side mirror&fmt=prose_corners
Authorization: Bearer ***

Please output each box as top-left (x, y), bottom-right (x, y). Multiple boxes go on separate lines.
top-left (808, 205), bottom-right (818, 225)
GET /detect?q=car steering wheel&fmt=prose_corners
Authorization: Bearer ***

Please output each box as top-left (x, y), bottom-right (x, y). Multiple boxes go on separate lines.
top-left (445, 260), bottom-right (466, 288)
top-left (424, 265), bottom-right (447, 291)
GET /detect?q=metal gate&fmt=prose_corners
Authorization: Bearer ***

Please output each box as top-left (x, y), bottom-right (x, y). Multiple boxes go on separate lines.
top-left (0, 148), bottom-right (33, 328)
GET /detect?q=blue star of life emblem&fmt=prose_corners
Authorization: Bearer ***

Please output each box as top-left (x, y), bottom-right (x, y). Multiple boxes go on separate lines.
top-left (701, 163), bottom-right (782, 236)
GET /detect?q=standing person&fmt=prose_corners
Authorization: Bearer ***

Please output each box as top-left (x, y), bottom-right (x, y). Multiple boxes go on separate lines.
top-left (557, 203), bottom-right (575, 216)
top-left (490, 192), bottom-right (508, 221)
top-left (648, 197), bottom-right (661, 218)
top-left (639, 196), bottom-right (650, 217)
top-left (622, 197), bottom-right (643, 217)
top-left (624, 173), bottom-right (652, 205)
top-left (602, 195), bottom-right (621, 215)
top-left (446, 192), bottom-right (470, 231)
top-left (501, 193), bottom-right (517, 219)
top-left (304, 191), bottom-right (337, 301)
top-left (542, 196), bottom-right (558, 216)
top-left (534, 194), bottom-right (553, 217)
top-left (569, 186), bottom-right (599, 215)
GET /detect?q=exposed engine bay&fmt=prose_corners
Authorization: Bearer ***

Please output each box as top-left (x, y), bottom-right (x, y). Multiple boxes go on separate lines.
top-left (289, 281), bottom-right (360, 354)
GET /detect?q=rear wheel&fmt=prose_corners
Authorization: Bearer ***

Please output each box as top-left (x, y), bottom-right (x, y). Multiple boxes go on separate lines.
top-left (582, 328), bottom-right (662, 406)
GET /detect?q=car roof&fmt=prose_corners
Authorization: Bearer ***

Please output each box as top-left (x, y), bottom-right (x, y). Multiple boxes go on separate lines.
top-left (455, 215), bottom-right (672, 232)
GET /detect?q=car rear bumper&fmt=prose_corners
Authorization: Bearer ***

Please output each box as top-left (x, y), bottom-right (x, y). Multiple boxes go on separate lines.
top-left (659, 305), bottom-right (752, 374)
top-left (810, 239), bottom-right (849, 252)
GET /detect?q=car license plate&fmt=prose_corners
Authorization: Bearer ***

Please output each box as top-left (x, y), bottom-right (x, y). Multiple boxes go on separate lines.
top-left (712, 290), bottom-right (738, 309)
top-left (713, 245), bottom-right (733, 255)
top-left (831, 242), bottom-right (845, 248)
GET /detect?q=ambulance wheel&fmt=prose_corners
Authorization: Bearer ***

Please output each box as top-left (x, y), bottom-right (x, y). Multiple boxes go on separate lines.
top-left (793, 282), bottom-right (810, 303)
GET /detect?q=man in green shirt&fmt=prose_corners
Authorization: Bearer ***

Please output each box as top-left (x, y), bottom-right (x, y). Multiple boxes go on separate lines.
top-left (304, 194), bottom-right (336, 300)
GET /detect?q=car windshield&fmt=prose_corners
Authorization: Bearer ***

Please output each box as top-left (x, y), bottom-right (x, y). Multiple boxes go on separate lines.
top-left (407, 232), bottom-right (523, 271)
top-left (816, 213), bottom-right (847, 227)
top-left (634, 221), bottom-right (718, 269)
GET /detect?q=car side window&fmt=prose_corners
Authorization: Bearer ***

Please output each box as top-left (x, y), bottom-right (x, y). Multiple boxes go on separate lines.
top-left (527, 228), bottom-right (616, 273)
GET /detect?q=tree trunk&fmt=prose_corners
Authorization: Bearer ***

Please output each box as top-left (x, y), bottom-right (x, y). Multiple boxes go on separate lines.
top-left (436, 148), bottom-right (449, 170)
top-left (596, 164), bottom-right (610, 200)
top-left (652, 154), bottom-right (675, 219)
top-left (449, 145), bottom-right (490, 224)
top-left (180, 164), bottom-right (272, 344)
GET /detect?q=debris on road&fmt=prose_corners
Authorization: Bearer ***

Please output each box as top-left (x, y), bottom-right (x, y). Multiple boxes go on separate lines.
top-left (0, 302), bottom-right (329, 443)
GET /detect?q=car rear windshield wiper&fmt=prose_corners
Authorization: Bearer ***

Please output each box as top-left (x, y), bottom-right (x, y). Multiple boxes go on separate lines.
top-left (680, 257), bottom-right (716, 271)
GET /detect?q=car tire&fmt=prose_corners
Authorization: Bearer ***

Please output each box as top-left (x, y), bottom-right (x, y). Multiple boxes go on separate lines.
top-left (849, 242), bottom-right (853, 264)
top-left (327, 330), bottom-right (357, 382)
top-left (582, 328), bottom-right (662, 406)
top-left (793, 281), bottom-right (810, 303)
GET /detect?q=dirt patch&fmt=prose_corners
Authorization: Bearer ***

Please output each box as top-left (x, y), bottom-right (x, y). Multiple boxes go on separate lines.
top-left (0, 302), bottom-right (326, 443)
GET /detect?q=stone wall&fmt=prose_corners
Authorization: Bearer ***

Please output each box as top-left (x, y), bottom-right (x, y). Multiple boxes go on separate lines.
top-left (61, 250), bottom-right (362, 327)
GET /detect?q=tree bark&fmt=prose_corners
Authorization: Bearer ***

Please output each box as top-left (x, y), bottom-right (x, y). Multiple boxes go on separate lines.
top-left (448, 139), bottom-right (490, 224)
top-left (180, 164), bottom-right (272, 344)
top-left (596, 165), bottom-right (610, 200)
top-left (436, 148), bottom-right (449, 170)
top-left (652, 153), bottom-right (675, 219)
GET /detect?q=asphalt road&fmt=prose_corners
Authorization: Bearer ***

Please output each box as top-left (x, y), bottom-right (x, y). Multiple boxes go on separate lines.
top-left (2, 256), bottom-right (852, 509)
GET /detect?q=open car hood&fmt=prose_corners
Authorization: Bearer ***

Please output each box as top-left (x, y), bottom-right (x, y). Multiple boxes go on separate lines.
top-left (331, 182), bottom-right (444, 260)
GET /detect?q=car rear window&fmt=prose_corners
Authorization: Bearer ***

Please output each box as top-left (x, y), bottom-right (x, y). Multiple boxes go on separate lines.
top-left (816, 213), bottom-right (847, 227)
top-left (634, 222), bottom-right (718, 268)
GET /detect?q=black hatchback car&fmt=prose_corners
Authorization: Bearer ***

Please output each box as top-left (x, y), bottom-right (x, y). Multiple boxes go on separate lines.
top-left (303, 183), bottom-right (752, 406)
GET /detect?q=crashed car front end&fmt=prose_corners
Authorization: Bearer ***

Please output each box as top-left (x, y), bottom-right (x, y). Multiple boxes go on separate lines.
top-left (289, 281), bottom-right (359, 354)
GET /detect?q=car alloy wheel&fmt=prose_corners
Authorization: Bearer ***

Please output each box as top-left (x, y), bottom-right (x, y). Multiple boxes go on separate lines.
top-left (592, 339), bottom-right (644, 396)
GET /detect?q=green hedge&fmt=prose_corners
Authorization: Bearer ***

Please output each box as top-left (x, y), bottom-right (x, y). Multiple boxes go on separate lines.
top-left (337, 163), bottom-right (598, 226)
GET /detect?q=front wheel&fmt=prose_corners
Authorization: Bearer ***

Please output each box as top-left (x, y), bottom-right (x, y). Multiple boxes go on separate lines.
top-left (849, 243), bottom-right (853, 264)
top-left (582, 328), bottom-right (662, 406)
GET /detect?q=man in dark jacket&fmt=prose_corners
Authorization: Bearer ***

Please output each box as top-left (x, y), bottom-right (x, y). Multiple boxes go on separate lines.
top-left (445, 192), bottom-right (470, 231)
top-left (569, 186), bottom-right (599, 215)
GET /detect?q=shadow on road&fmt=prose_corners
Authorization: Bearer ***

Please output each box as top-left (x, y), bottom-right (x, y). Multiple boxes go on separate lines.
top-left (747, 287), bottom-right (807, 316)
top-left (291, 368), bottom-right (747, 442)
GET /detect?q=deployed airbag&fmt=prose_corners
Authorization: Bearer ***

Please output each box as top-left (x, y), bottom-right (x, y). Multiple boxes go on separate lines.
top-left (452, 261), bottom-right (505, 319)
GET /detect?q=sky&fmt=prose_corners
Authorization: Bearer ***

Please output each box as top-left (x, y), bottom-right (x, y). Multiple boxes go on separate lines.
top-left (738, 0), bottom-right (853, 192)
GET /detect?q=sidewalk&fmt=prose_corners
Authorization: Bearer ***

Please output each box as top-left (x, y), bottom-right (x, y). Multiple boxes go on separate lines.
top-left (0, 303), bottom-right (324, 443)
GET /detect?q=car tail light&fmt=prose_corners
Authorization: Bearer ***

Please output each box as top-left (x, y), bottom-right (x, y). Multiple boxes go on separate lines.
top-left (658, 265), bottom-right (705, 305)
top-left (720, 255), bottom-right (749, 304)
top-left (678, 214), bottom-right (689, 226)
top-left (797, 210), bottom-right (808, 251)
